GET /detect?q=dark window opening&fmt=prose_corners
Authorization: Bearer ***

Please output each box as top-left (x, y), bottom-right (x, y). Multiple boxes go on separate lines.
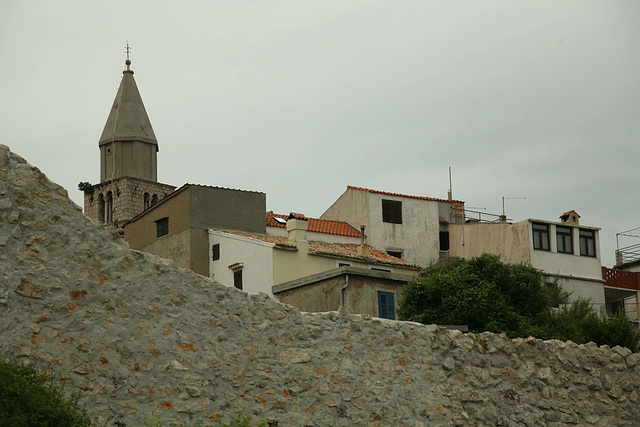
top-left (532, 223), bottom-right (550, 251)
top-left (556, 226), bottom-right (573, 254)
top-left (105, 191), bottom-right (113, 224)
top-left (579, 229), bottom-right (596, 257)
top-left (382, 199), bottom-right (402, 224)
top-left (212, 244), bottom-right (220, 261)
top-left (378, 291), bottom-right (395, 320)
top-left (97, 194), bottom-right (105, 223)
top-left (439, 231), bottom-right (450, 251)
top-left (143, 192), bottom-right (150, 210)
top-left (156, 217), bottom-right (169, 238)
top-left (151, 194), bottom-right (158, 206)
top-left (233, 269), bottom-right (243, 290)
top-left (387, 251), bottom-right (403, 259)
top-left (338, 262), bottom-right (351, 267)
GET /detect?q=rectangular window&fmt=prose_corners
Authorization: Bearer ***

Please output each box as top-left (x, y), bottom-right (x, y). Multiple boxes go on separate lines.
top-left (378, 291), bottom-right (395, 320)
top-left (556, 226), bottom-right (573, 254)
top-left (155, 217), bottom-right (169, 238)
top-left (387, 251), bottom-right (403, 259)
top-left (233, 269), bottom-right (243, 290)
top-left (532, 223), bottom-right (550, 251)
top-left (382, 199), bottom-right (402, 224)
top-left (212, 244), bottom-right (220, 261)
top-left (579, 229), bottom-right (596, 257)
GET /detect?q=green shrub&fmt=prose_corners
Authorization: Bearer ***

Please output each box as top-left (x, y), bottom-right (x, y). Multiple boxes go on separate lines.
top-left (0, 362), bottom-right (92, 427)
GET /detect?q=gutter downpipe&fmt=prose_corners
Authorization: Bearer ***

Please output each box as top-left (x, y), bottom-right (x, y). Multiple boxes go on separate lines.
top-left (340, 274), bottom-right (349, 308)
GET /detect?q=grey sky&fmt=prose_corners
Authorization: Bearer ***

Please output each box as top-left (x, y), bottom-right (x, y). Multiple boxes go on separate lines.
top-left (2, 1), bottom-right (639, 267)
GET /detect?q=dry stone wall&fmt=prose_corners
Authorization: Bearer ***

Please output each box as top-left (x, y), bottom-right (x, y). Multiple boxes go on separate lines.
top-left (1, 144), bottom-right (640, 426)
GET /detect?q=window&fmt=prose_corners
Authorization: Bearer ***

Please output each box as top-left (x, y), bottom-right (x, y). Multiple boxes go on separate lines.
top-left (387, 251), bottom-right (403, 259)
top-left (337, 260), bottom-right (352, 268)
top-left (378, 291), bottom-right (395, 320)
top-left (532, 223), bottom-right (550, 251)
top-left (579, 229), bottom-right (596, 257)
top-left (97, 194), bottom-right (105, 223)
top-left (212, 244), bottom-right (220, 261)
top-left (143, 192), bottom-right (150, 210)
top-left (556, 226), bottom-right (573, 254)
top-left (156, 217), bottom-right (169, 237)
top-left (105, 191), bottom-right (113, 224)
top-left (382, 199), bottom-right (402, 224)
top-left (151, 194), bottom-right (158, 206)
top-left (439, 231), bottom-right (450, 251)
top-left (370, 266), bottom-right (392, 272)
top-left (233, 269), bottom-right (243, 290)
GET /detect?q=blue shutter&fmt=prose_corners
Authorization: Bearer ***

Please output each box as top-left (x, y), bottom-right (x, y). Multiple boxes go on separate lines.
top-left (378, 291), bottom-right (395, 320)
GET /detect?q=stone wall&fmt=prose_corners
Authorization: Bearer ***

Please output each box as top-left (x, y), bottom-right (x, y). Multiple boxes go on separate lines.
top-left (2, 144), bottom-right (640, 426)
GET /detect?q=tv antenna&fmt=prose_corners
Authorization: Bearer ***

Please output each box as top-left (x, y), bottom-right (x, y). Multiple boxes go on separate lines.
top-left (502, 196), bottom-right (526, 217)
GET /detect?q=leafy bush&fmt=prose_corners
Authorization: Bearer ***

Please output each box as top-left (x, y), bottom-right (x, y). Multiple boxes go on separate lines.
top-left (399, 254), bottom-right (640, 351)
top-left (0, 362), bottom-right (92, 427)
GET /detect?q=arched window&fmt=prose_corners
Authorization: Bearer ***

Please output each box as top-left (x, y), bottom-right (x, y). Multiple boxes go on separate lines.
top-left (151, 194), bottom-right (158, 206)
top-left (143, 192), bottom-right (150, 210)
top-left (105, 191), bottom-right (113, 224)
top-left (97, 193), bottom-right (105, 223)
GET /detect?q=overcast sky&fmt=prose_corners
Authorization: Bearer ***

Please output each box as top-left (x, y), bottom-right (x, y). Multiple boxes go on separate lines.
top-left (2, 1), bottom-right (639, 267)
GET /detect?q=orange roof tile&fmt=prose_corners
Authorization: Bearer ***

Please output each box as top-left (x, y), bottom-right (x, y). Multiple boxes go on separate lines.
top-left (266, 212), bottom-right (361, 238)
top-left (211, 229), bottom-right (420, 270)
top-left (347, 186), bottom-right (464, 204)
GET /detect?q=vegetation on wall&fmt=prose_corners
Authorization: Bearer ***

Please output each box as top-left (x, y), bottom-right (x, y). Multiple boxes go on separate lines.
top-left (0, 362), bottom-right (93, 426)
top-left (398, 254), bottom-right (640, 352)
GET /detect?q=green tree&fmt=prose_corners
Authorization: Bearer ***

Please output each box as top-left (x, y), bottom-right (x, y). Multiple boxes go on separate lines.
top-left (398, 254), bottom-right (547, 337)
top-left (398, 254), bottom-right (640, 351)
top-left (0, 362), bottom-right (92, 427)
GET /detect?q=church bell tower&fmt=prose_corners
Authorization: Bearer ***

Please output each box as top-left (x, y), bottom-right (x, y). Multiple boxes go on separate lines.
top-left (82, 46), bottom-right (175, 227)
top-left (99, 52), bottom-right (158, 182)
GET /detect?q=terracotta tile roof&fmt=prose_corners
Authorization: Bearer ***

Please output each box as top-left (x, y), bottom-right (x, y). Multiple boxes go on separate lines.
top-left (308, 241), bottom-right (421, 270)
top-left (347, 186), bottom-right (464, 204)
top-left (211, 229), bottom-right (420, 270)
top-left (266, 212), bottom-right (361, 238)
top-left (211, 228), bottom-right (296, 248)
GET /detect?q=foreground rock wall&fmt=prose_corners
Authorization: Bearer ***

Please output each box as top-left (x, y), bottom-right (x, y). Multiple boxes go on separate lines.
top-left (1, 144), bottom-right (639, 426)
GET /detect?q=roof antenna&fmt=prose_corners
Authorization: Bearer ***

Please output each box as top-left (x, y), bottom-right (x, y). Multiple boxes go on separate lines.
top-left (447, 166), bottom-right (453, 201)
top-left (502, 196), bottom-right (526, 220)
top-left (124, 41), bottom-right (133, 74)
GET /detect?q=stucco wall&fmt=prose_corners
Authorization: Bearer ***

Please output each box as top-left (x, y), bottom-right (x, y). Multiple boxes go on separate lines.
top-left (124, 187), bottom-right (191, 250)
top-left (4, 146), bottom-right (640, 427)
top-left (275, 270), bottom-right (408, 319)
top-left (367, 193), bottom-right (441, 267)
top-left (320, 188), bottom-right (370, 234)
top-left (190, 185), bottom-right (266, 233)
top-left (141, 228), bottom-right (192, 272)
top-left (209, 230), bottom-right (275, 295)
top-left (449, 221), bottom-right (532, 264)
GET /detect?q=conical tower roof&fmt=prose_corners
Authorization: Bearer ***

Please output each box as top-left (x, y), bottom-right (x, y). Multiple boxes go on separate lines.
top-left (99, 59), bottom-right (158, 148)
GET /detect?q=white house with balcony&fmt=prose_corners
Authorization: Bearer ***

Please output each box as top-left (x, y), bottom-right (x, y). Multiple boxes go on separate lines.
top-left (448, 210), bottom-right (606, 313)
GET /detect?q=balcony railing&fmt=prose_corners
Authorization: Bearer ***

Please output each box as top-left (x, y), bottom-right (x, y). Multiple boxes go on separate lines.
top-left (602, 267), bottom-right (640, 290)
top-left (615, 242), bottom-right (640, 266)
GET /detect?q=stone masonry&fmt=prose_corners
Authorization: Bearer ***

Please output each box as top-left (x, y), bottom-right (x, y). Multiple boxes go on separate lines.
top-left (83, 176), bottom-right (176, 227)
top-left (1, 144), bottom-right (640, 426)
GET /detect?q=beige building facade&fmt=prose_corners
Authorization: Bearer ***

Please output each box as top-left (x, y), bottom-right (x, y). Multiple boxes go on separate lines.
top-left (321, 186), bottom-right (464, 268)
top-left (124, 184), bottom-right (266, 276)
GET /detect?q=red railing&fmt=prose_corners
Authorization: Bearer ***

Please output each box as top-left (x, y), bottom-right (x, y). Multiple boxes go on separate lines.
top-left (602, 267), bottom-right (640, 290)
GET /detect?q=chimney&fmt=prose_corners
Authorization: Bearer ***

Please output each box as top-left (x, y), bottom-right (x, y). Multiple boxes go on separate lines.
top-left (287, 212), bottom-right (308, 252)
top-left (357, 225), bottom-right (369, 257)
